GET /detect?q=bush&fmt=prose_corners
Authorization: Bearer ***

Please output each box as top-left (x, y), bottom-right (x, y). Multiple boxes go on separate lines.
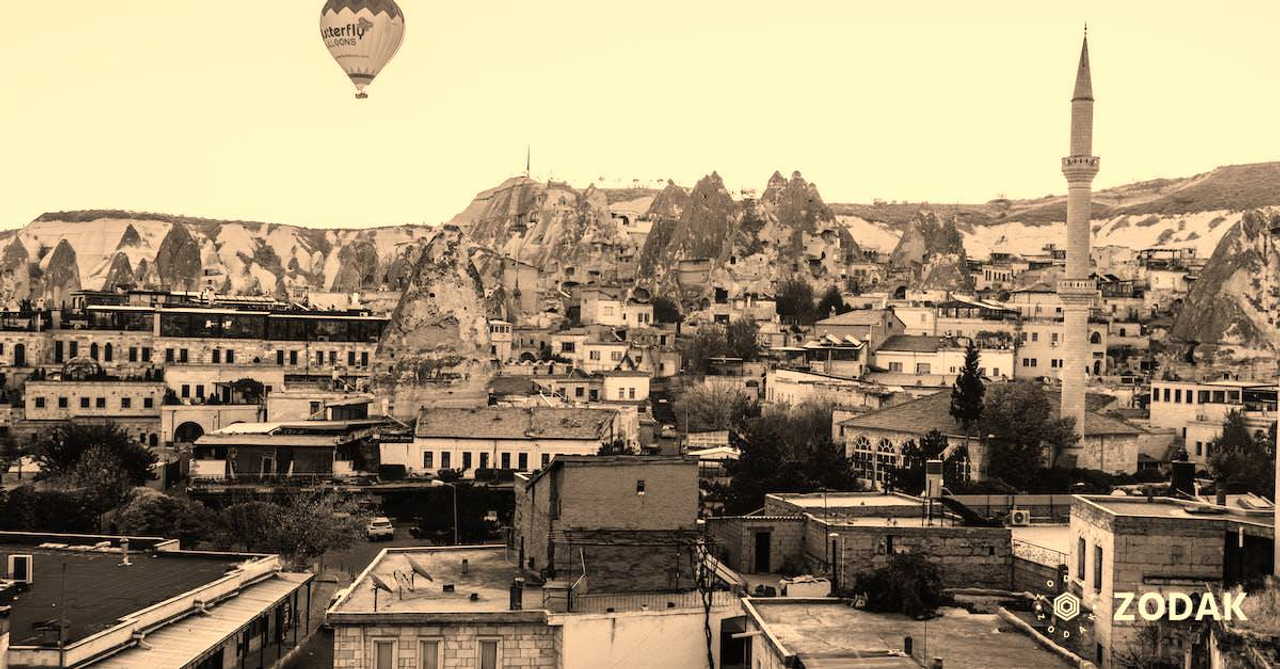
top-left (848, 553), bottom-right (948, 618)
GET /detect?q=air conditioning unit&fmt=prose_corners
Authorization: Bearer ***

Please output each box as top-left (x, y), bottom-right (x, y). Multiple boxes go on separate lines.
top-left (1009, 508), bottom-right (1031, 526)
top-left (8, 554), bottom-right (33, 584)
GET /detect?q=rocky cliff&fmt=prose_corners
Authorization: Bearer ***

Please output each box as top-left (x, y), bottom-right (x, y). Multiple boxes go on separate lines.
top-left (888, 212), bottom-right (974, 292)
top-left (0, 211), bottom-right (435, 308)
top-left (373, 226), bottom-right (494, 415)
top-left (1170, 209), bottom-right (1280, 357)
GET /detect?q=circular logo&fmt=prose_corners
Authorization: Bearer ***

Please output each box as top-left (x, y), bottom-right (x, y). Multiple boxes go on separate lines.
top-left (1053, 593), bottom-right (1081, 621)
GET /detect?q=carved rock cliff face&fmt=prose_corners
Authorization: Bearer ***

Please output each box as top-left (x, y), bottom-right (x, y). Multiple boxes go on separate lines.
top-left (101, 252), bottom-right (136, 292)
top-left (152, 224), bottom-right (203, 292)
top-left (373, 227), bottom-right (494, 416)
top-left (0, 239), bottom-right (32, 308)
top-left (889, 212), bottom-right (974, 292)
top-left (450, 176), bottom-right (632, 289)
top-left (41, 239), bottom-right (82, 307)
top-left (1171, 209), bottom-right (1280, 357)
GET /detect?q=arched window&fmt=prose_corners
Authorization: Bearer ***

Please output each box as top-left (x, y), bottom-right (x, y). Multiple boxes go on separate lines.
top-left (90, 343), bottom-right (99, 360)
top-left (13, 343), bottom-right (25, 367)
top-left (104, 343), bottom-right (113, 362)
top-left (1089, 332), bottom-right (1102, 345)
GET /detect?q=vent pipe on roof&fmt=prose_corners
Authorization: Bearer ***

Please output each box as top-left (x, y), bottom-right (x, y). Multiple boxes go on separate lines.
top-left (461, 558), bottom-right (469, 575)
top-left (119, 538), bottom-right (132, 567)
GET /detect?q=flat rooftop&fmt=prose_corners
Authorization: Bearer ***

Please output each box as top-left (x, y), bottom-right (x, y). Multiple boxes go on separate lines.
top-left (770, 492), bottom-right (922, 509)
top-left (1, 543), bottom-right (253, 646)
top-left (1011, 525), bottom-right (1073, 555)
top-left (330, 545), bottom-right (540, 616)
top-left (1080, 495), bottom-right (1275, 530)
top-left (750, 600), bottom-right (1074, 669)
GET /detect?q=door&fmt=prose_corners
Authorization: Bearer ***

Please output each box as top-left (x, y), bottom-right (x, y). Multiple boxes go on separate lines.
top-left (754, 531), bottom-right (771, 573)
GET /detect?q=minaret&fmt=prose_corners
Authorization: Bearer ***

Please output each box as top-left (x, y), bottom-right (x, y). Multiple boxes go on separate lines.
top-left (1059, 28), bottom-right (1100, 442)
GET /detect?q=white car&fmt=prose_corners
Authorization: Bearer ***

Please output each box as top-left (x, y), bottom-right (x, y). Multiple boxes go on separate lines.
top-left (365, 516), bottom-right (395, 541)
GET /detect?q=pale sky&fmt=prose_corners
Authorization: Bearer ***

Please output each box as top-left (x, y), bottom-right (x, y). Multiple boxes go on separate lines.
top-left (2, 1), bottom-right (1276, 230)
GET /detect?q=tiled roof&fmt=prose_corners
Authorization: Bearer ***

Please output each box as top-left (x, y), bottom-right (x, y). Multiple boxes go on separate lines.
top-left (877, 335), bottom-right (943, 353)
top-left (414, 407), bottom-right (615, 441)
top-left (839, 387), bottom-right (1139, 437)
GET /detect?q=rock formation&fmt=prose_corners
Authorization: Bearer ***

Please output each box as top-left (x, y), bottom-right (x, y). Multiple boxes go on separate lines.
top-left (1170, 209), bottom-right (1280, 357)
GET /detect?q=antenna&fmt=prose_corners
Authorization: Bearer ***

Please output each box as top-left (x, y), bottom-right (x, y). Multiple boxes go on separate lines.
top-left (525, 145), bottom-right (531, 177)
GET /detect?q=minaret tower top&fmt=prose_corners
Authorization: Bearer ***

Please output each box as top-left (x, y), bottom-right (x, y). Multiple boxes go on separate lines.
top-left (1069, 31), bottom-right (1095, 158)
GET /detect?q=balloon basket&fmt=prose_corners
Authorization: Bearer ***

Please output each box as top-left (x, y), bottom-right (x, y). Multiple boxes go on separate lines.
top-left (355, 92), bottom-right (368, 99)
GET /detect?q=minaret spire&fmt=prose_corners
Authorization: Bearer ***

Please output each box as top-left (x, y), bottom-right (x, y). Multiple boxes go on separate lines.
top-left (1073, 27), bottom-right (1093, 102)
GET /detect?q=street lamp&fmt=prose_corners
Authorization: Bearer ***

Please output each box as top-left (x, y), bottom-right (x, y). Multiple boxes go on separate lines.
top-left (430, 479), bottom-right (459, 546)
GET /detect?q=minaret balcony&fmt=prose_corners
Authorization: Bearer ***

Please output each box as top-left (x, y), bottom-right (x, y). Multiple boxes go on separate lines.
top-left (1061, 156), bottom-right (1100, 181)
top-left (1058, 278), bottom-right (1099, 300)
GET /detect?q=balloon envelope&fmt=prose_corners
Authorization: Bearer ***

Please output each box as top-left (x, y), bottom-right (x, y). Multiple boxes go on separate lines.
top-left (320, 0), bottom-right (405, 98)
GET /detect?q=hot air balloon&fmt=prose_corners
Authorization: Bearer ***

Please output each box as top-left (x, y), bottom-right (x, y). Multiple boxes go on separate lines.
top-left (319, 0), bottom-right (405, 99)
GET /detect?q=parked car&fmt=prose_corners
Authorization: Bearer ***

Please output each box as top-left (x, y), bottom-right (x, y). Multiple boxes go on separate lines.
top-left (365, 516), bottom-right (394, 541)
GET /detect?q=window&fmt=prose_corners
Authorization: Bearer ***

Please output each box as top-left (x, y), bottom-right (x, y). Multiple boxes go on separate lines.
top-left (478, 640), bottom-right (499, 669)
top-left (316, 351), bottom-right (324, 366)
top-left (181, 384), bottom-right (190, 398)
top-left (574, 386), bottom-right (584, 398)
top-left (329, 351), bottom-right (337, 365)
top-left (95, 397), bottom-right (106, 409)
top-left (1195, 441), bottom-right (1203, 456)
top-left (1151, 388), bottom-right (1159, 402)
top-left (34, 397), bottom-right (45, 409)
top-left (419, 640), bottom-right (441, 669)
top-left (143, 397), bottom-right (154, 409)
top-left (1077, 537), bottom-right (1086, 579)
top-left (1174, 389), bottom-right (1182, 403)
top-left (141, 347), bottom-right (151, 362)
top-left (441, 452), bottom-right (451, 469)
top-left (423, 452), bottom-right (434, 469)
top-left (196, 385), bottom-right (204, 399)
top-left (915, 363), bottom-right (930, 375)
top-left (1093, 544), bottom-right (1103, 592)
top-left (69, 341), bottom-right (79, 358)
top-left (479, 452), bottom-right (489, 469)
top-left (610, 350), bottom-right (622, 361)
top-left (104, 344), bottom-right (113, 362)
top-left (560, 342), bottom-right (575, 353)
top-left (500, 452), bottom-right (510, 469)
top-left (617, 388), bottom-right (625, 400)
top-left (58, 397), bottom-right (68, 409)
top-left (629, 387), bottom-right (636, 400)
top-left (121, 397), bottom-right (132, 409)
top-left (289, 350), bottom-right (298, 365)
top-left (276, 350), bottom-right (285, 365)
top-left (179, 348), bottom-right (188, 363)
top-left (361, 351), bottom-right (369, 366)
top-left (374, 640), bottom-right (395, 669)
top-left (541, 453), bottom-right (551, 467)
top-left (165, 348), bottom-right (175, 363)
top-left (348, 351), bottom-right (356, 366)
top-left (55, 340), bottom-right (64, 362)
top-left (636, 480), bottom-right (646, 495)
top-left (518, 453), bottom-right (528, 470)
top-left (462, 452), bottom-right (472, 470)
top-left (226, 349), bottom-right (235, 364)
top-left (212, 349), bottom-right (221, 364)
top-left (1031, 332), bottom-right (1039, 342)
top-left (129, 346), bottom-right (138, 362)
top-left (78, 397), bottom-right (89, 409)
top-left (589, 350), bottom-right (601, 361)
top-left (889, 361), bottom-right (903, 372)
top-left (1164, 388), bottom-right (1171, 403)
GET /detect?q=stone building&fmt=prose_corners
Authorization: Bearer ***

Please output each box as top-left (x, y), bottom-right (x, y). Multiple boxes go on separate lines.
top-left (512, 455), bottom-right (700, 591)
top-left (706, 492), bottom-right (1013, 590)
top-left (1069, 495), bottom-right (1275, 668)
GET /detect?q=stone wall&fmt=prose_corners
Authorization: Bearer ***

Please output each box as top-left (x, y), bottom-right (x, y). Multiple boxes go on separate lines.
top-left (553, 541), bottom-right (697, 593)
top-left (805, 519), bottom-right (1013, 590)
top-left (705, 516), bottom-right (807, 575)
top-left (332, 621), bottom-right (559, 669)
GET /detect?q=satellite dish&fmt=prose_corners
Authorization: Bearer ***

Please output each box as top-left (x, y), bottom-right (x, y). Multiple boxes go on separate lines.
top-left (407, 557), bottom-right (434, 582)
top-left (370, 573), bottom-right (395, 592)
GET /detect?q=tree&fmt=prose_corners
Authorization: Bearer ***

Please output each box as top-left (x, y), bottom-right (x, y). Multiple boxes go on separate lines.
top-left (724, 318), bottom-right (761, 361)
top-left (724, 402), bottom-right (860, 514)
top-left (1208, 411), bottom-right (1276, 499)
top-left (775, 279), bottom-right (817, 327)
top-left (681, 319), bottom-right (761, 374)
top-left (115, 489), bottom-right (220, 546)
top-left (889, 430), bottom-right (969, 495)
top-left (219, 501), bottom-right (280, 552)
top-left (848, 553), bottom-right (947, 618)
top-left (652, 296), bottom-right (681, 324)
top-left (815, 285), bottom-right (848, 320)
top-left (71, 445), bottom-right (139, 525)
top-left (675, 384), bottom-right (758, 434)
top-left (597, 439), bottom-right (632, 455)
top-left (949, 341), bottom-right (985, 431)
top-left (265, 492), bottom-right (369, 568)
top-left (983, 381), bottom-right (1077, 491)
top-left (33, 422), bottom-right (157, 486)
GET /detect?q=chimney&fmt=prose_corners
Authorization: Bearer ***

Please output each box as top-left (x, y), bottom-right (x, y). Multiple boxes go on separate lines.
top-left (1170, 459), bottom-right (1196, 497)
top-left (1216, 487), bottom-right (1227, 506)
top-left (461, 558), bottom-right (469, 575)
top-left (119, 539), bottom-right (132, 567)
top-left (509, 578), bottom-right (524, 611)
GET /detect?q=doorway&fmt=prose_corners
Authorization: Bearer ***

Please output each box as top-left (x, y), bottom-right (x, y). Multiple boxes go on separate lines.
top-left (754, 531), bottom-right (772, 573)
